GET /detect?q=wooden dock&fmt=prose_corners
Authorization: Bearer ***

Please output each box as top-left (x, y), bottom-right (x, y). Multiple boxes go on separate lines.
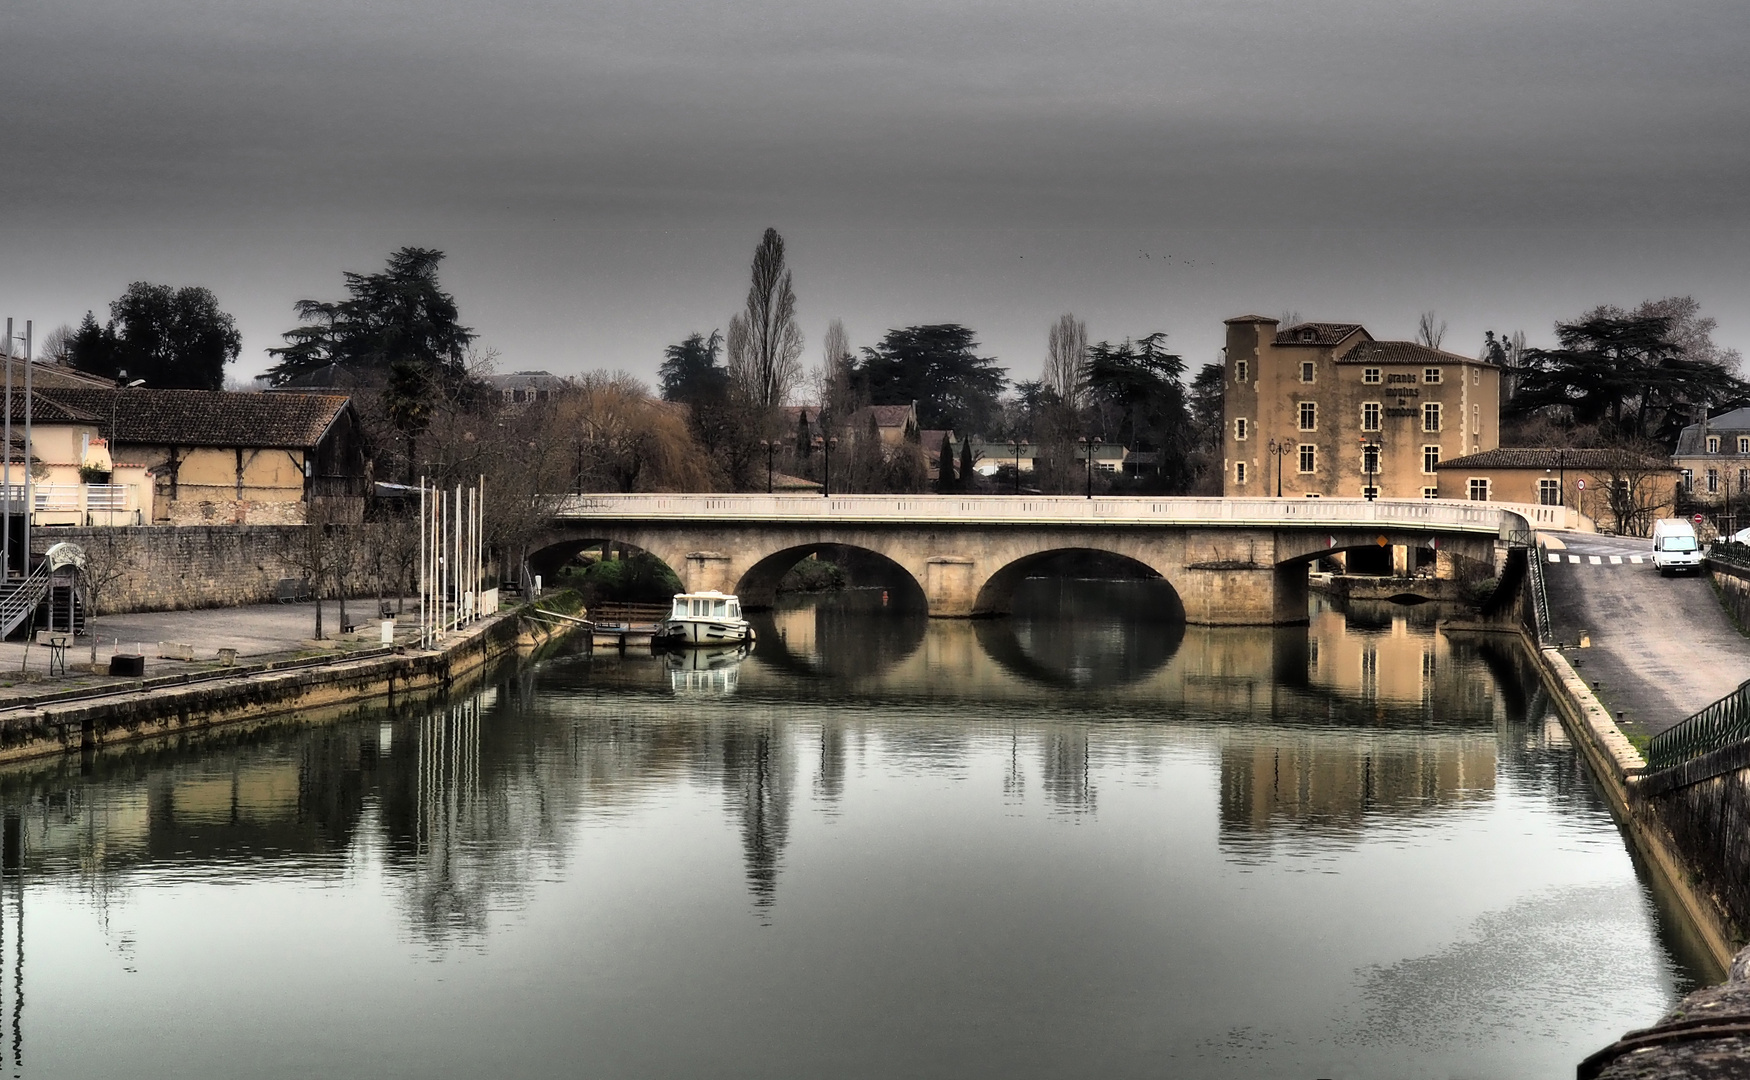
top-left (586, 602), bottom-right (668, 651)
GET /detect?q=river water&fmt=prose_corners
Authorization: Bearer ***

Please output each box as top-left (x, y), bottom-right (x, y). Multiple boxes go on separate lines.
top-left (0, 584), bottom-right (1714, 1079)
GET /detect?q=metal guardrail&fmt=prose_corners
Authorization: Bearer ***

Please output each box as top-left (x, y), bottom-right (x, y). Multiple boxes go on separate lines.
top-left (553, 493), bottom-right (1546, 536)
top-left (1526, 544), bottom-right (1552, 646)
top-left (1647, 678), bottom-right (1750, 772)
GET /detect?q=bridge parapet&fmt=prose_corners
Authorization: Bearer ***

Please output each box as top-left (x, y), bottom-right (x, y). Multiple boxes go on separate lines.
top-left (555, 493), bottom-right (1546, 537)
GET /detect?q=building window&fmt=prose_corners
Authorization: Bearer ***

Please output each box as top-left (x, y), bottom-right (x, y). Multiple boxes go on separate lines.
top-left (1298, 402), bottom-right (1317, 430)
top-left (1423, 403), bottom-right (1441, 432)
top-left (1708, 435), bottom-right (1721, 454)
top-left (1300, 361), bottom-right (1315, 383)
top-left (1472, 403), bottom-right (1480, 435)
top-left (1235, 461), bottom-right (1247, 484)
top-left (1538, 478), bottom-right (1561, 505)
top-left (1235, 418), bottom-right (1248, 441)
top-left (1422, 445), bottom-right (1440, 474)
top-left (1361, 444), bottom-right (1380, 476)
top-left (1236, 360), bottom-right (1248, 382)
top-left (1682, 469), bottom-right (1694, 492)
top-left (1739, 437), bottom-right (1749, 454)
top-left (1298, 444), bottom-right (1316, 473)
top-left (1708, 468), bottom-right (1719, 494)
top-left (1422, 487), bottom-right (1439, 499)
top-left (1361, 402), bottom-right (1381, 431)
top-left (1424, 367), bottom-right (1442, 383)
top-left (1363, 367), bottom-right (1381, 384)
top-left (1741, 468), bottom-right (1748, 494)
top-left (1468, 478), bottom-right (1489, 501)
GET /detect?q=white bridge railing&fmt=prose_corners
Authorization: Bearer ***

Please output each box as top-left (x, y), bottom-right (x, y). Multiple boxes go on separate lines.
top-left (553, 494), bottom-right (1553, 536)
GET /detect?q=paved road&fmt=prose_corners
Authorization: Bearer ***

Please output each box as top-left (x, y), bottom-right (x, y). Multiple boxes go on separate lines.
top-left (1543, 532), bottom-right (1750, 737)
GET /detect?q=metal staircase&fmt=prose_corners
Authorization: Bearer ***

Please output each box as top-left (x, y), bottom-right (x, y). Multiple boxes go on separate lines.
top-left (0, 562), bottom-right (53, 639)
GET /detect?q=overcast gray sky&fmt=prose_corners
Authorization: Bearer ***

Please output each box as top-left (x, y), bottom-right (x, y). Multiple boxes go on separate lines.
top-left (3, 0), bottom-right (1747, 388)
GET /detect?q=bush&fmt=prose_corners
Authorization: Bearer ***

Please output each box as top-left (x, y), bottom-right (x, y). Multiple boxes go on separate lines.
top-left (557, 553), bottom-right (682, 606)
top-left (779, 558), bottom-right (846, 593)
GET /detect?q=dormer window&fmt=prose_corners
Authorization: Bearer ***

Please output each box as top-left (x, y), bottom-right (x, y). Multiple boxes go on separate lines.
top-left (1708, 435), bottom-right (1721, 454)
top-left (1739, 437), bottom-right (1748, 454)
top-left (1300, 329), bottom-right (1316, 342)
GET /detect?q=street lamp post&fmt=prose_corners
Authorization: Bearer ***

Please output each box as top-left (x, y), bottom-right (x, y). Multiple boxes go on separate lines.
top-left (1360, 437), bottom-right (1379, 500)
top-left (1078, 436), bottom-right (1101, 499)
top-left (1266, 438), bottom-right (1292, 497)
top-left (814, 436), bottom-right (838, 497)
top-left (1007, 440), bottom-right (1023, 495)
top-left (759, 439), bottom-right (775, 493)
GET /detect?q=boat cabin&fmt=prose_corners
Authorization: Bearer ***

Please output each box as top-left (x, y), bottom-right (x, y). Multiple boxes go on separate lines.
top-left (670, 592), bottom-right (742, 620)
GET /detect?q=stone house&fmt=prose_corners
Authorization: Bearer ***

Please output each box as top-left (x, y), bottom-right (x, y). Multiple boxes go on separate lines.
top-left (1673, 407), bottom-right (1750, 507)
top-left (35, 387), bottom-right (365, 525)
top-left (1434, 447), bottom-right (1678, 535)
top-left (1222, 316), bottom-right (1502, 499)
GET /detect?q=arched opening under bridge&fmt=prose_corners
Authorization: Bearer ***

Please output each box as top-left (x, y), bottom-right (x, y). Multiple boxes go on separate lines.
top-left (973, 548), bottom-right (1185, 623)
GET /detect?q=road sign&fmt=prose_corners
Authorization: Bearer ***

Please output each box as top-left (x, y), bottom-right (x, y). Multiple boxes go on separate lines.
top-left (1695, 514), bottom-right (1705, 525)
top-left (1577, 479), bottom-right (1586, 490)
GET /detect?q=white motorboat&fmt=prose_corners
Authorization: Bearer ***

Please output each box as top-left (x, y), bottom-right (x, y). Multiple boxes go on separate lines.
top-left (654, 591), bottom-right (756, 647)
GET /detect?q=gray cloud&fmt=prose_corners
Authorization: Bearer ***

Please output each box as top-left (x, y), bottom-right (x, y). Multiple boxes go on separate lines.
top-left (3, 0), bottom-right (1747, 384)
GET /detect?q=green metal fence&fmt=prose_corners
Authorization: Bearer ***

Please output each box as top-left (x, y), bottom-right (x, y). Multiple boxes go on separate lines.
top-left (1647, 678), bottom-right (1750, 772)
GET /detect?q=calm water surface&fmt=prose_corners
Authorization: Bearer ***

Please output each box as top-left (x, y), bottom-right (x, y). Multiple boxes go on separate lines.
top-left (1, 585), bottom-right (1714, 1079)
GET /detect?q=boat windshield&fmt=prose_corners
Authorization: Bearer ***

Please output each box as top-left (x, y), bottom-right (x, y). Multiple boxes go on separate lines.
top-left (673, 598), bottom-right (690, 617)
top-left (728, 601), bottom-right (740, 618)
top-left (713, 599), bottom-right (728, 616)
top-left (1661, 536), bottom-right (1698, 552)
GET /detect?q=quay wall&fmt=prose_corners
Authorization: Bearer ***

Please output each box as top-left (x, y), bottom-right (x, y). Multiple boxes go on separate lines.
top-left (0, 595), bottom-right (586, 767)
top-left (33, 525), bottom-right (307, 613)
top-left (1710, 555), bottom-right (1750, 632)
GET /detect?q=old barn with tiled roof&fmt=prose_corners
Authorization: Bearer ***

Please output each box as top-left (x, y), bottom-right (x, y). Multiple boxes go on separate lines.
top-left (30, 387), bottom-right (365, 525)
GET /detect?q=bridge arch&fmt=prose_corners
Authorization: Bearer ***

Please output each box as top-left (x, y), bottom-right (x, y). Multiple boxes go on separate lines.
top-left (523, 531), bottom-right (691, 596)
top-left (972, 547), bottom-right (1184, 621)
top-left (735, 543), bottom-right (927, 611)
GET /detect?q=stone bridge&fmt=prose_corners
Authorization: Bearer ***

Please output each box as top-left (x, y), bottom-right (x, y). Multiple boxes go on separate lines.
top-left (533, 495), bottom-right (1555, 625)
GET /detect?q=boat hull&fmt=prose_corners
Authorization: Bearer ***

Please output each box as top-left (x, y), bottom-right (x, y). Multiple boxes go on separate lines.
top-left (654, 617), bottom-right (755, 646)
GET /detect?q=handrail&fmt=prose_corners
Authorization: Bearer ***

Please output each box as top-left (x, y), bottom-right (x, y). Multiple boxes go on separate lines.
top-left (1647, 679), bottom-right (1750, 772)
top-left (1526, 544), bottom-right (1552, 646)
top-left (552, 493), bottom-right (1541, 536)
top-left (0, 561), bottom-right (53, 638)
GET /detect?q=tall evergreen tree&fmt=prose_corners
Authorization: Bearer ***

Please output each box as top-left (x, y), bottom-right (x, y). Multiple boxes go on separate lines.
top-left (69, 286), bottom-right (241, 389)
top-left (855, 324), bottom-right (1007, 435)
top-left (937, 432), bottom-right (957, 492)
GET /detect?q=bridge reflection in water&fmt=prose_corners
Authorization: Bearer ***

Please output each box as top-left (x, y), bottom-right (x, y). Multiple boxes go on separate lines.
top-left (0, 584), bottom-right (1702, 1080)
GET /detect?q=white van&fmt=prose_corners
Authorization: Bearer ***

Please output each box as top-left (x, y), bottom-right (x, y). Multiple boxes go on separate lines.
top-left (1652, 518), bottom-right (1702, 576)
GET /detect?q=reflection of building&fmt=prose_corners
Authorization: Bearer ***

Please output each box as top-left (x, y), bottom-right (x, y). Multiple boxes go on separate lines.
top-left (1220, 732), bottom-right (1497, 847)
top-left (1306, 609), bottom-right (1445, 705)
top-left (1222, 316), bottom-right (1501, 499)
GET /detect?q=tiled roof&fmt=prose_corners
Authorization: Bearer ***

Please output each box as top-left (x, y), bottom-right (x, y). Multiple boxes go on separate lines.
top-left (1434, 448), bottom-right (1672, 471)
top-left (3, 391), bottom-right (103, 425)
top-left (1275, 323), bottom-right (1367, 346)
top-left (37, 388), bottom-right (352, 449)
top-left (1224, 314), bottom-right (1279, 325)
top-left (1338, 340), bottom-right (1481, 366)
top-left (857, 404), bottom-right (915, 428)
top-left (0, 358), bottom-right (118, 391)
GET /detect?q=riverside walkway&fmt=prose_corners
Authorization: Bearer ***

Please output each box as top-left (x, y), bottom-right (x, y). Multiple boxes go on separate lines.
top-left (1543, 532), bottom-right (1750, 737)
top-left (0, 600), bottom-right (418, 707)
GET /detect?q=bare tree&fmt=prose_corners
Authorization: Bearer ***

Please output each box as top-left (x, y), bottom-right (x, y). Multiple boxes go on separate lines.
top-left (1416, 311), bottom-right (1447, 350)
top-left (278, 500), bottom-right (345, 640)
top-left (727, 228), bottom-right (804, 417)
top-left (78, 530), bottom-right (138, 665)
top-left (1594, 444), bottom-right (1676, 538)
top-left (1044, 313), bottom-right (1087, 410)
top-left (818, 318), bottom-right (857, 420)
top-left (38, 324), bottom-right (76, 365)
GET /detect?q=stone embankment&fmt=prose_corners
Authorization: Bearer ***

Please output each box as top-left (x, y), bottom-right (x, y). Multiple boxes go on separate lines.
top-left (1530, 536), bottom-right (1750, 1072)
top-left (0, 594), bottom-right (587, 766)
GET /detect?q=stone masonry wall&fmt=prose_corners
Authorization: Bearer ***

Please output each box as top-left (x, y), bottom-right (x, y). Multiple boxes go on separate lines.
top-left (1710, 558), bottom-right (1750, 631)
top-left (33, 525), bottom-right (306, 614)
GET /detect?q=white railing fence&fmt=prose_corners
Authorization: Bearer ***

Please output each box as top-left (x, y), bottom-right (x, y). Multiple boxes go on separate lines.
top-left (550, 493), bottom-right (1548, 537)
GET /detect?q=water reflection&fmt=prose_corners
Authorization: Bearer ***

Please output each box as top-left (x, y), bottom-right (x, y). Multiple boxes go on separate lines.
top-left (0, 586), bottom-right (1713, 1080)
